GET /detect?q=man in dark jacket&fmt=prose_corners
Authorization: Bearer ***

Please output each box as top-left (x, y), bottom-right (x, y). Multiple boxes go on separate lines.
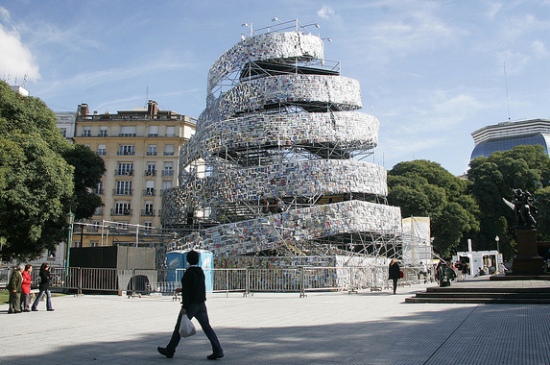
top-left (7, 264), bottom-right (24, 314)
top-left (158, 250), bottom-right (224, 360)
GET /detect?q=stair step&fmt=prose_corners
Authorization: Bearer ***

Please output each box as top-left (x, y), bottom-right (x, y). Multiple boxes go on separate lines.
top-left (405, 297), bottom-right (550, 304)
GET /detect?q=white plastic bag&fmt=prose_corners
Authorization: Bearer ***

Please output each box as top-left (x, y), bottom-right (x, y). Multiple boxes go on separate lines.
top-left (179, 315), bottom-right (196, 338)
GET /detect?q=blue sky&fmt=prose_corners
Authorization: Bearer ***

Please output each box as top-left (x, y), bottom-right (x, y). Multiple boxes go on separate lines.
top-left (2, 0), bottom-right (550, 176)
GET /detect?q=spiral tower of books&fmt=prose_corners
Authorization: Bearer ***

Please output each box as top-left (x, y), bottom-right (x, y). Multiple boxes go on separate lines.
top-left (162, 20), bottom-right (402, 264)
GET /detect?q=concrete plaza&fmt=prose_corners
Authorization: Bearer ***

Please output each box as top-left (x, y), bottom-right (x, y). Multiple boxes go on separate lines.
top-left (1, 277), bottom-right (550, 365)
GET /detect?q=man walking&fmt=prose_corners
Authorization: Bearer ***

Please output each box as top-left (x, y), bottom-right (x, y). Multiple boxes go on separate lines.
top-left (158, 250), bottom-right (224, 360)
top-left (7, 264), bottom-right (24, 314)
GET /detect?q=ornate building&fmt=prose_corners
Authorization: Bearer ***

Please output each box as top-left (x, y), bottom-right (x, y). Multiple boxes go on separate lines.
top-left (163, 20), bottom-right (402, 264)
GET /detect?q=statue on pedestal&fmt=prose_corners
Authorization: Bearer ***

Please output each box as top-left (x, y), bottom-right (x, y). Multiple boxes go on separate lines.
top-left (503, 188), bottom-right (537, 229)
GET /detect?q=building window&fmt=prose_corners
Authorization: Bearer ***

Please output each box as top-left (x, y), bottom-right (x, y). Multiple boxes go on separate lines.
top-left (115, 181), bottom-right (132, 195)
top-left (162, 180), bottom-right (172, 194)
top-left (119, 126), bottom-right (137, 137)
top-left (164, 144), bottom-right (175, 156)
top-left (117, 163), bottom-right (133, 176)
top-left (93, 181), bottom-right (104, 195)
top-left (148, 126), bottom-right (159, 137)
top-left (82, 126), bottom-right (92, 137)
top-left (97, 144), bottom-right (106, 156)
top-left (147, 145), bottom-right (157, 156)
top-left (144, 221), bottom-right (153, 230)
top-left (145, 162), bottom-right (156, 176)
top-left (163, 161), bottom-right (174, 176)
top-left (59, 128), bottom-right (67, 137)
top-left (118, 145), bottom-right (135, 155)
top-left (166, 126), bottom-right (176, 137)
top-left (74, 241), bottom-right (82, 248)
top-left (144, 201), bottom-right (154, 216)
top-left (145, 181), bottom-right (155, 196)
top-left (99, 126), bottom-right (108, 137)
top-left (114, 202), bottom-right (131, 215)
top-left (90, 241), bottom-right (99, 248)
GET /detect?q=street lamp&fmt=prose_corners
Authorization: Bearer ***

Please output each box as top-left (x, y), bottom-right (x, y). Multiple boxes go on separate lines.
top-left (495, 235), bottom-right (500, 252)
top-left (66, 210), bottom-right (75, 271)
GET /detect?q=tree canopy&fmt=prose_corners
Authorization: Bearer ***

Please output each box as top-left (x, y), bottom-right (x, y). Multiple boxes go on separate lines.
top-left (467, 145), bottom-right (550, 257)
top-left (388, 160), bottom-right (479, 258)
top-left (0, 81), bottom-right (74, 260)
top-left (63, 144), bottom-right (105, 220)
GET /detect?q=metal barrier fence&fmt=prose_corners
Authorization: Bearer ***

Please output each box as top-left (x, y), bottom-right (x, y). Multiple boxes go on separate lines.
top-left (1, 265), bottom-right (428, 296)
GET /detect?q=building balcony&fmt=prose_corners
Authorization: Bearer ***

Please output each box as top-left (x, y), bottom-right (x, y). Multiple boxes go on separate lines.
top-left (144, 170), bottom-right (157, 176)
top-left (115, 170), bottom-right (134, 176)
top-left (143, 189), bottom-right (155, 196)
top-left (118, 133), bottom-right (137, 137)
top-left (141, 209), bottom-right (156, 216)
top-left (111, 209), bottom-right (132, 216)
top-left (113, 189), bottom-right (133, 195)
top-left (147, 151), bottom-right (157, 156)
top-left (162, 170), bottom-right (174, 176)
top-left (117, 151), bottom-right (135, 156)
top-left (163, 152), bottom-right (175, 156)
top-left (148, 133), bottom-right (158, 137)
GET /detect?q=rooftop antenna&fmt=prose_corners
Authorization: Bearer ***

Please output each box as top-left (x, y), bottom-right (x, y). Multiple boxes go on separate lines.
top-left (145, 85), bottom-right (149, 108)
top-left (504, 62), bottom-right (511, 121)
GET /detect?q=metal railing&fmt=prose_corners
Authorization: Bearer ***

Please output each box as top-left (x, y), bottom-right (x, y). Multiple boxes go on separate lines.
top-left (0, 265), bottom-right (428, 297)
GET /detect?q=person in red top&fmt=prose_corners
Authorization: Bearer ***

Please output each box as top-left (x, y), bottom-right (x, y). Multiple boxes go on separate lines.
top-left (20, 264), bottom-right (33, 312)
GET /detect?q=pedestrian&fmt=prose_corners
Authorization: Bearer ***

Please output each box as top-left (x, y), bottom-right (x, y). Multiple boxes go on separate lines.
top-left (462, 262), bottom-right (469, 279)
top-left (456, 261), bottom-right (463, 282)
top-left (31, 262), bottom-right (54, 312)
top-left (158, 250), bottom-right (224, 360)
top-left (388, 258), bottom-right (400, 294)
top-left (7, 264), bottom-right (24, 314)
top-left (20, 264), bottom-right (33, 312)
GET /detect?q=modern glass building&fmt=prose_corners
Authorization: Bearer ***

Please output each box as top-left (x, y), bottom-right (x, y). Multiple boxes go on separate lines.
top-left (471, 118), bottom-right (550, 160)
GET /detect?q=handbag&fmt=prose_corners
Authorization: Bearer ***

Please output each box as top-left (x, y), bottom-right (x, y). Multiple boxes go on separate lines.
top-left (179, 315), bottom-right (196, 338)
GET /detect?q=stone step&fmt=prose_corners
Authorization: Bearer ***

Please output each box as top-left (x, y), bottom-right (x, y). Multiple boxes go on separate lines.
top-left (416, 292), bottom-right (550, 298)
top-left (405, 296), bottom-right (550, 304)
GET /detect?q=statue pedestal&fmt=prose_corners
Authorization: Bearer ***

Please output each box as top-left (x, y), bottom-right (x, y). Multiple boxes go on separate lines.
top-left (509, 229), bottom-right (545, 276)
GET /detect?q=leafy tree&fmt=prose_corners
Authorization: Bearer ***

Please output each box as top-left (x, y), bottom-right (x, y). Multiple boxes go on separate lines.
top-left (388, 160), bottom-right (479, 258)
top-left (0, 81), bottom-right (74, 260)
top-left (63, 144), bottom-right (105, 220)
top-left (467, 145), bottom-right (550, 258)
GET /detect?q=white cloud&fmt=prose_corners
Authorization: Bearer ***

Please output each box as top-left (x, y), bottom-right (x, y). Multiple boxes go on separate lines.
top-left (531, 40), bottom-right (549, 58)
top-left (0, 8), bottom-right (40, 82)
top-left (317, 5), bottom-right (335, 19)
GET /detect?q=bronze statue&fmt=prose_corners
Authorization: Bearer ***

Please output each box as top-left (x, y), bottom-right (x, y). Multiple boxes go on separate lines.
top-left (503, 189), bottom-right (537, 228)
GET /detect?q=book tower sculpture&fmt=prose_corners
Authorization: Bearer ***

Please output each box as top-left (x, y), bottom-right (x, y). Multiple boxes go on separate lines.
top-left (162, 20), bottom-right (402, 267)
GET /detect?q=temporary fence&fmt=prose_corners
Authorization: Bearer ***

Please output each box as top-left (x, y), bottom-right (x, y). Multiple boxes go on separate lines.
top-left (1, 265), bottom-right (427, 297)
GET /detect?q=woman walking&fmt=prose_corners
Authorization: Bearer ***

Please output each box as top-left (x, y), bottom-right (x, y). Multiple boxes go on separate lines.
top-left (31, 263), bottom-right (54, 312)
top-left (21, 264), bottom-right (33, 312)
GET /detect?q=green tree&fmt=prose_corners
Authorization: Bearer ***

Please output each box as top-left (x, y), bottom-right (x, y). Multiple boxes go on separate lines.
top-left (0, 81), bottom-right (74, 260)
top-left (467, 145), bottom-right (550, 258)
top-left (388, 160), bottom-right (479, 258)
top-left (63, 144), bottom-right (105, 220)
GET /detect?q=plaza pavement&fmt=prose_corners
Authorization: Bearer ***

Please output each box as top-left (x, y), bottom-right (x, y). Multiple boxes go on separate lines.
top-left (1, 276), bottom-right (550, 365)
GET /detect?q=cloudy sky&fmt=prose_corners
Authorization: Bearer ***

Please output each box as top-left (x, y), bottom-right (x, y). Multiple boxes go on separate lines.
top-left (2, 0), bottom-right (550, 175)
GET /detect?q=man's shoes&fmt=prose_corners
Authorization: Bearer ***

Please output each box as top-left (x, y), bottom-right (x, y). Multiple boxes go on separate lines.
top-left (47, 309), bottom-right (55, 311)
top-left (31, 308), bottom-right (38, 311)
top-left (157, 347), bottom-right (174, 358)
top-left (207, 353), bottom-right (224, 360)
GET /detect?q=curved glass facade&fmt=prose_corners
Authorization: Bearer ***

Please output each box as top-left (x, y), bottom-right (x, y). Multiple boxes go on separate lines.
top-left (470, 133), bottom-right (550, 160)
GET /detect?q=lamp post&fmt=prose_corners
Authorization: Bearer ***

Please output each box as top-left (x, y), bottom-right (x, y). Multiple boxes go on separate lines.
top-left (66, 210), bottom-right (75, 271)
top-left (495, 235), bottom-right (500, 273)
top-left (495, 235), bottom-right (500, 252)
